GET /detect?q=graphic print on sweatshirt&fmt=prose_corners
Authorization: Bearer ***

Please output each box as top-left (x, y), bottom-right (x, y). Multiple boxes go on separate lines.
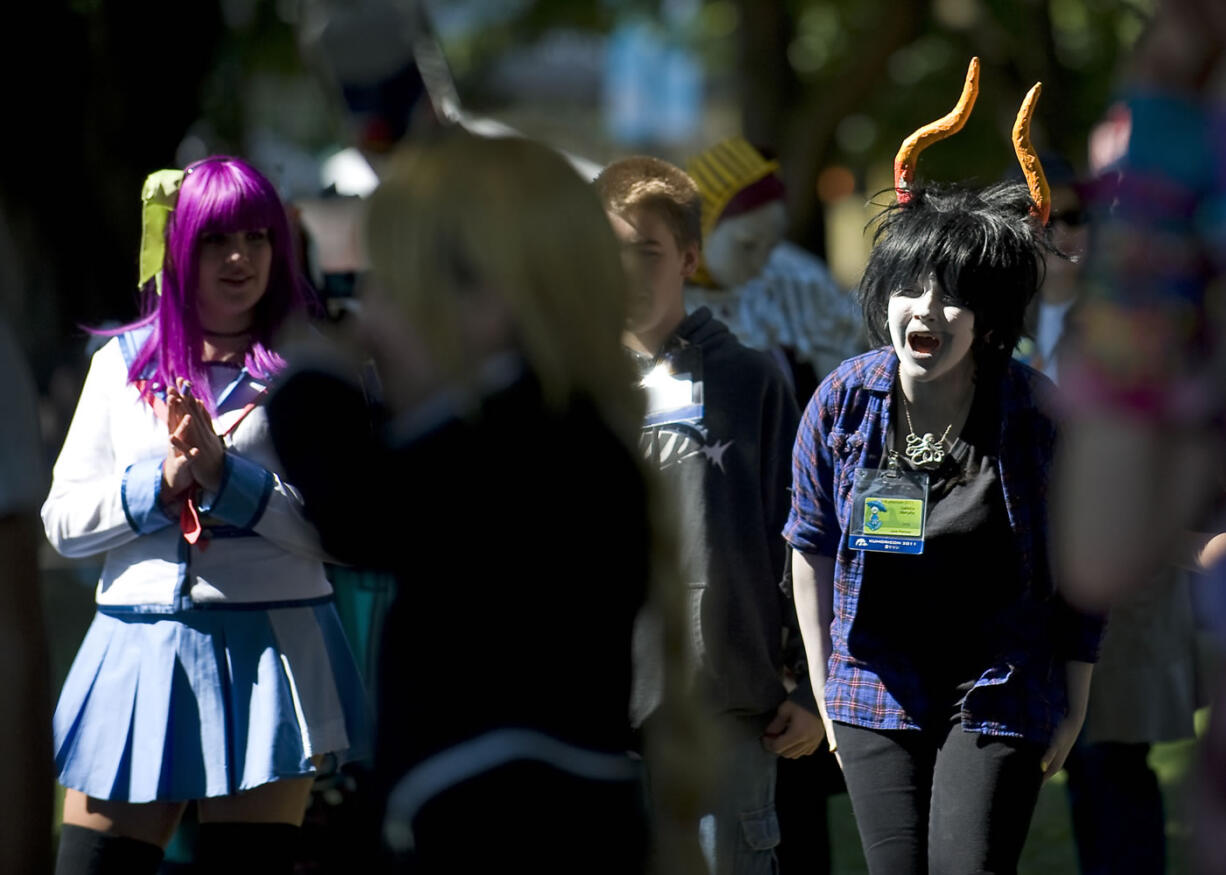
top-left (637, 337), bottom-right (733, 473)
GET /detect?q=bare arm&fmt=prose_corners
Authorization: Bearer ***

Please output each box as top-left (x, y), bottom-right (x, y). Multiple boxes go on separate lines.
top-left (791, 548), bottom-right (837, 753)
top-left (1041, 660), bottom-right (1094, 783)
top-left (1054, 418), bottom-right (1216, 608)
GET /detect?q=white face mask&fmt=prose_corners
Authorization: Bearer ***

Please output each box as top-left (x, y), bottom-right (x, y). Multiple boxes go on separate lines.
top-left (887, 270), bottom-right (976, 385)
top-left (702, 201), bottom-right (787, 288)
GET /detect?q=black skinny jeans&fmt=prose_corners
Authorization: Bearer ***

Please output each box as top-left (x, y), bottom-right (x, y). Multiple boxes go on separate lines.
top-left (835, 721), bottom-right (1045, 875)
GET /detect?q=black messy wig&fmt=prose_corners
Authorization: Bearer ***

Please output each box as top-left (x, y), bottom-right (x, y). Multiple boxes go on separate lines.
top-left (858, 182), bottom-right (1056, 376)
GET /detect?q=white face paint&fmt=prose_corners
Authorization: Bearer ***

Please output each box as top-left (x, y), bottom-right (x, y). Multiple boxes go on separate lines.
top-left (703, 200), bottom-right (787, 288)
top-left (887, 269), bottom-right (976, 386)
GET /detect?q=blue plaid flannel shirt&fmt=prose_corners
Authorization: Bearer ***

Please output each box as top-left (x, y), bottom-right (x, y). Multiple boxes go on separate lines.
top-left (784, 347), bottom-right (1104, 744)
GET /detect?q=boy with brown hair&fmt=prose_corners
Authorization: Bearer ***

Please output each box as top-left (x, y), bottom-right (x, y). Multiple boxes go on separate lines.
top-left (596, 156), bottom-right (822, 875)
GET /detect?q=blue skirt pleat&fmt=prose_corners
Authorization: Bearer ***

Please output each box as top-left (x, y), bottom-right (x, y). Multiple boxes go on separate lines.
top-left (53, 603), bottom-right (371, 803)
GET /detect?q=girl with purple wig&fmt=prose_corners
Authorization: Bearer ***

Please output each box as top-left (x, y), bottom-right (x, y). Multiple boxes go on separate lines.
top-left (42, 156), bottom-right (369, 875)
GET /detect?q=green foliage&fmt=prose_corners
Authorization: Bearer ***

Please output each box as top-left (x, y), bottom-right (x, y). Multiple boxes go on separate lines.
top-left (441, 0), bottom-right (618, 81)
top-left (782, 0), bottom-right (1151, 177)
top-left (416, 0), bottom-right (1160, 247)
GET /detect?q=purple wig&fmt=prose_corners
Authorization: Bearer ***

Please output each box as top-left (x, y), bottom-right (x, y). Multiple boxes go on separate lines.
top-left (118, 156), bottom-right (317, 413)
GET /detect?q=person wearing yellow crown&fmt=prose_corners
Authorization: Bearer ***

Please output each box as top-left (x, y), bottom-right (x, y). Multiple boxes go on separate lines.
top-left (684, 137), bottom-right (864, 395)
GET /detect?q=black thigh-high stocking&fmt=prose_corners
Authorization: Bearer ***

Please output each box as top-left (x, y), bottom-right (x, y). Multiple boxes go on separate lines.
top-left (54, 824), bottom-right (164, 875)
top-left (195, 822), bottom-right (301, 875)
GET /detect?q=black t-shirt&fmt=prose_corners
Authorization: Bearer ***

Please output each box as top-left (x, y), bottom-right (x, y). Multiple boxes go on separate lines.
top-left (856, 384), bottom-right (1022, 726)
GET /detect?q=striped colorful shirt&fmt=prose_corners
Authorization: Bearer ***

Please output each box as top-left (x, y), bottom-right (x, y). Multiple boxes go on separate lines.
top-left (1064, 92), bottom-right (1226, 424)
top-left (785, 346), bottom-right (1103, 744)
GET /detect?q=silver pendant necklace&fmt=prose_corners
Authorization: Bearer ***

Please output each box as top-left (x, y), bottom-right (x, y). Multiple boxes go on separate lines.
top-left (901, 396), bottom-right (953, 466)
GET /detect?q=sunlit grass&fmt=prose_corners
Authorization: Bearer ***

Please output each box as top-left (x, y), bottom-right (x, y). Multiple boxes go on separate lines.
top-left (49, 714), bottom-right (1208, 870)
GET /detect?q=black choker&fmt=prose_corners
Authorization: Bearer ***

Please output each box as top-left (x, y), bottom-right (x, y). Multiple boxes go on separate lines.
top-left (203, 328), bottom-right (252, 338)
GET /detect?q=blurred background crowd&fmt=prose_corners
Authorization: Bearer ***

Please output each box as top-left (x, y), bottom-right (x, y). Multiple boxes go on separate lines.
top-left (4, 0), bottom-right (1153, 400)
top-left (3, 0), bottom-right (1223, 872)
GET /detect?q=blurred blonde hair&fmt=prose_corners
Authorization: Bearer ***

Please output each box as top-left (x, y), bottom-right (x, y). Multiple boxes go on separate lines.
top-left (367, 132), bottom-right (711, 873)
top-left (365, 131), bottom-right (641, 443)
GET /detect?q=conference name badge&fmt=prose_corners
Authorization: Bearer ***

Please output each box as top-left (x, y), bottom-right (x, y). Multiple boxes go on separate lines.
top-left (848, 453), bottom-right (929, 555)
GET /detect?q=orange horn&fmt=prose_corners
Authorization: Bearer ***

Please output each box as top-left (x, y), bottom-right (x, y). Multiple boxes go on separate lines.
top-left (1012, 82), bottom-right (1051, 224)
top-left (894, 57), bottom-right (980, 203)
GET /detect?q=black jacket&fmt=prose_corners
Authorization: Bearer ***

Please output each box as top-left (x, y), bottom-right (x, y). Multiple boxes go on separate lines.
top-left (631, 307), bottom-right (804, 721)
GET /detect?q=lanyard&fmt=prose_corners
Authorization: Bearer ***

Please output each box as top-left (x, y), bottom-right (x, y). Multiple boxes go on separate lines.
top-left (848, 451), bottom-right (930, 555)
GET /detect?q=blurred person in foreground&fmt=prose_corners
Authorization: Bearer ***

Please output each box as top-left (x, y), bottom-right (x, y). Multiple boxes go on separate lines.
top-left (1021, 153), bottom-right (1202, 875)
top-left (1054, 2), bottom-right (1226, 872)
top-left (1054, 0), bottom-right (1226, 606)
top-left (267, 132), bottom-right (700, 873)
top-left (0, 315), bottom-right (52, 873)
top-left (788, 60), bottom-right (1104, 874)
top-left (42, 157), bottom-right (370, 875)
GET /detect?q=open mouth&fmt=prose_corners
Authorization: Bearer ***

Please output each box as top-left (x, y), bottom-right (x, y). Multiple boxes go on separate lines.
top-left (908, 332), bottom-right (941, 355)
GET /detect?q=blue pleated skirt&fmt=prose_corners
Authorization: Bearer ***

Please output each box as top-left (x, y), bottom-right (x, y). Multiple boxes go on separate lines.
top-left (53, 601), bottom-right (371, 803)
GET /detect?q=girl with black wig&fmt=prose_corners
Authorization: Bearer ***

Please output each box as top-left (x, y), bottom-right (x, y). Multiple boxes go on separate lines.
top-left (784, 59), bottom-right (1104, 873)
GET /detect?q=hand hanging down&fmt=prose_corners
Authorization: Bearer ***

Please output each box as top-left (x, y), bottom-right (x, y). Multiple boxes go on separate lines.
top-left (762, 699), bottom-right (826, 759)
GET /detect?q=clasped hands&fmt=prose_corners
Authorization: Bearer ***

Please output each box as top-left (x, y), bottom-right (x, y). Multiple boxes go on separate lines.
top-left (161, 378), bottom-right (225, 512)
